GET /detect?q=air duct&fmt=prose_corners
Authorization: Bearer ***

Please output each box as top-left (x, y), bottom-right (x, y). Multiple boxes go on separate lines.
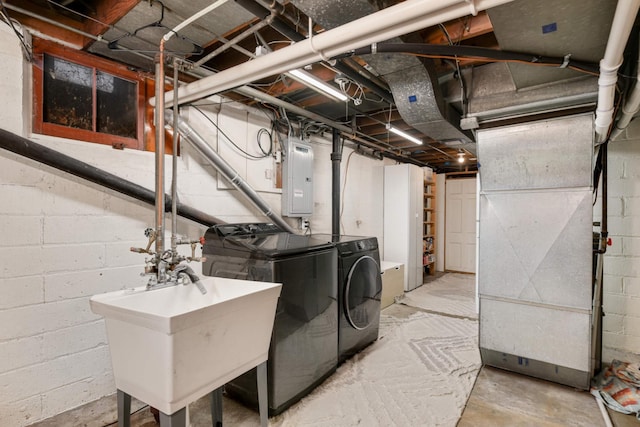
top-left (288, 0), bottom-right (474, 148)
top-left (153, 0), bottom-right (515, 108)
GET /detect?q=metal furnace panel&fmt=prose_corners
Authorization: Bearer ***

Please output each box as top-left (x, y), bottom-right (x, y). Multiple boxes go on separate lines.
top-left (478, 114), bottom-right (593, 191)
top-left (480, 297), bottom-right (591, 372)
top-left (478, 189), bottom-right (592, 309)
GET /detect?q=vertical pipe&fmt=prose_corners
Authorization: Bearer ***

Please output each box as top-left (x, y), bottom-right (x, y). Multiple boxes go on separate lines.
top-left (171, 57), bottom-right (180, 259)
top-left (599, 140), bottom-right (607, 368)
top-left (155, 41), bottom-right (166, 257)
top-left (602, 142), bottom-right (608, 239)
top-left (331, 127), bottom-right (342, 241)
top-left (595, 0), bottom-right (640, 142)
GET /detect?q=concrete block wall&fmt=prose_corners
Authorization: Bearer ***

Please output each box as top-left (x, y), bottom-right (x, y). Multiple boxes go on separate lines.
top-left (0, 22), bottom-right (387, 425)
top-left (601, 118), bottom-right (640, 365)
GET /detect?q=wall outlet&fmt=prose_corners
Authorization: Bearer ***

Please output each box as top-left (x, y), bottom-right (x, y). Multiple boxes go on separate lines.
top-left (300, 218), bottom-right (310, 230)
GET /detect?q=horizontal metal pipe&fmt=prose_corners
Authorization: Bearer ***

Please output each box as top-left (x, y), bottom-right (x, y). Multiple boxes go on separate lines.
top-left (180, 66), bottom-right (427, 166)
top-left (0, 127), bottom-right (222, 226)
top-left (166, 110), bottom-right (297, 234)
top-left (191, 16), bottom-right (273, 68)
top-left (235, 86), bottom-right (427, 166)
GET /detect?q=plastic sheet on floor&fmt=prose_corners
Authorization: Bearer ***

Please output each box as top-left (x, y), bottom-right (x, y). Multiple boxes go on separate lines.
top-left (591, 359), bottom-right (640, 420)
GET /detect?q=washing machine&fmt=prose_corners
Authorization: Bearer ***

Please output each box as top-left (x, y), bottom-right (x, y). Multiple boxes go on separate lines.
top-left (201, 223), bottom-right (338, 415)
top-left (315, 235), bottom-right (382, 363)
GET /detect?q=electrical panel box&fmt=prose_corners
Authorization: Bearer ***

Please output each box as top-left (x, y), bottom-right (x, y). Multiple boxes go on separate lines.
top-left (282, 139), bottom-right (313, 217)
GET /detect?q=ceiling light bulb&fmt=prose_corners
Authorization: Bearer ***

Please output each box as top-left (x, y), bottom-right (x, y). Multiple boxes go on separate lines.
top-left (385, 124), bottom-right (422, 145)
top-left (457, 152), bottom-right (465, 163)
top-left (288, 69), bottom-right (348, 102)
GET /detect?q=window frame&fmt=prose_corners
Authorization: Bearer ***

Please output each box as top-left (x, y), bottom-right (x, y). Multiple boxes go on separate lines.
top-left (32, 39), bottom-right (146, 150)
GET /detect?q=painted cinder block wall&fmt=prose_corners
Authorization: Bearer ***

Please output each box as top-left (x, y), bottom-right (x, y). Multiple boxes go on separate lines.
top-left (601, 118), bottom-right (640, 364)
top-left (0, 23), bottom-right (387, 426)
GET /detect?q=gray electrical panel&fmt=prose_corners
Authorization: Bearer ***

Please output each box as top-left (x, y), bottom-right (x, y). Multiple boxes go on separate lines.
top-left (282, 139), bottom-right (313, 217)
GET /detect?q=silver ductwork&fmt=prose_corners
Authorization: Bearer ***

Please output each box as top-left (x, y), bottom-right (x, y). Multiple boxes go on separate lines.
top-left (289, 0), bottom-right (474, 147)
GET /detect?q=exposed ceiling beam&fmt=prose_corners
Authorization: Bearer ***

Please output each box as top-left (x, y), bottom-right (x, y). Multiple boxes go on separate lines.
top-left (4, 0), bottom-right (86, 48)
top-left (5, 0), bottom-right (140, 49)
top-left (82, 0), bottom-right (141, 48)
top-left (422, 11), bottom-right (493, 44)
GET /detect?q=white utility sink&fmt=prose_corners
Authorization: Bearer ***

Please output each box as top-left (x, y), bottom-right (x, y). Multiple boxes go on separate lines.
top-left (90, 276), bottom-right (282, 415)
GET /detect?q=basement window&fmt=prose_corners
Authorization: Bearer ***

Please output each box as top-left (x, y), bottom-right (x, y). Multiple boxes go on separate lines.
top-left (43, 55), bottom-right (138, 138)
top-left (32, 39), bottom-right (148, 150)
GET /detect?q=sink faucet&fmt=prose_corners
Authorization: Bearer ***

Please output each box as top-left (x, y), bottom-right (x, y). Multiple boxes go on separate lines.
top-left (174, 264), bottom-right (207, 295)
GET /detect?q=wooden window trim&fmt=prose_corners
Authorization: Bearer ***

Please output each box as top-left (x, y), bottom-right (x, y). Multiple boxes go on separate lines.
top-left (32, 38), bottom-right (146, 150)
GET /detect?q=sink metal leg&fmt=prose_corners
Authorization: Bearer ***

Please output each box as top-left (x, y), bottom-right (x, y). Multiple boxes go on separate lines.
top-left (210, 387), bottom-right (223, 427)
top-left (116, 389), bottom-right (131, 427)
top-left (257, 361), bottom-right (268, 427)
top-left (159, 407), bottom-right (187, 427)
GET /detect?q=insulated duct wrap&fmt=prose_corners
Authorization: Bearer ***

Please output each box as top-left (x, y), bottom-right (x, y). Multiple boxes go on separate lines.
top-left (289, 0), bottom-right (473, 146)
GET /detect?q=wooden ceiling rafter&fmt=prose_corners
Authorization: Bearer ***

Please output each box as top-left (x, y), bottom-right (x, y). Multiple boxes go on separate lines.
top-left (81, 0), bottom-right (141, 48)
top-left (421, 11), bottom-right (493, 45)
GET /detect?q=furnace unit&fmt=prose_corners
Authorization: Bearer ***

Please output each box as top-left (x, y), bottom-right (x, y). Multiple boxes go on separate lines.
top-left (477, 114), bottom-right (596, 389)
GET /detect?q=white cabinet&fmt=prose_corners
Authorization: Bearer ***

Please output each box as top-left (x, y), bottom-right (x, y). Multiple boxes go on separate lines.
top-left (383, 164), bottom-right (424, 291)
top-left (380, 261), bottom-right (405, 309)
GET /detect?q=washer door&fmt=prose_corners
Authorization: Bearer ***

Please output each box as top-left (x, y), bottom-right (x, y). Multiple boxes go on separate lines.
top-left (344, 255), bottom-right (382, 330)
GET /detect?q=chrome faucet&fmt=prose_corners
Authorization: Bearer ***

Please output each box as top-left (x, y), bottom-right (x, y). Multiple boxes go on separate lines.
top-left (132, 230), bottom-right (207, 294)
top-left (173, 264), bottom-right (207, 295)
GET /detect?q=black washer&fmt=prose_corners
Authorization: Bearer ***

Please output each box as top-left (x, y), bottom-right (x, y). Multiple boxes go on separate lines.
top-left (314, 234), bottom-right (382, 363)
top-left (202, 223), bottom-right (338, 415)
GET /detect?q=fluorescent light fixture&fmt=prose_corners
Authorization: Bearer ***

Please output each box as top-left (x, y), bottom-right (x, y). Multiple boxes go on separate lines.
top-left (288, 69), bottom-right (348, 102)
top-left (386, 124), bottom-right (422, 145)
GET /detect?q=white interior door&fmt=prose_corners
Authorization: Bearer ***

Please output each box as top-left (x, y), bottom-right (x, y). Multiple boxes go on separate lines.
top-left (445, 177), bottom-right (477, 273)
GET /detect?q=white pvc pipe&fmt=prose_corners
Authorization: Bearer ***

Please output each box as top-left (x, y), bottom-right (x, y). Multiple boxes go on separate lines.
top-left (152, 0), bottom-right (515, 107)
top-left (595, 0), bottom-right (640, 143)
top-left (611, 39), bottom-right (640, 140)
top-left (594, 395), bottom-right (614, 427)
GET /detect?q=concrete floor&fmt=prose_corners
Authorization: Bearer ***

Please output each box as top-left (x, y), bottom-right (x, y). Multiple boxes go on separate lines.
top-left (28, 365), bottom-right (637, 427)
top-left (459, 366), bottom-right (637, 427)
top-left (28, 273), bottom-right (639, 427)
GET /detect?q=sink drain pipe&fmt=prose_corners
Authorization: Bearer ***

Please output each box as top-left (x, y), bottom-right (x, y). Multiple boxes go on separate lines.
top-left (0, 127), bottom-right (223, 226)
top-left (166, 110), bottom-right (296, 234)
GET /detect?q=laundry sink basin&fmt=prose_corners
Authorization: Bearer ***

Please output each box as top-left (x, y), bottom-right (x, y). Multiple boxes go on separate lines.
top-left (90, 276), bottom-right (282, 415)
